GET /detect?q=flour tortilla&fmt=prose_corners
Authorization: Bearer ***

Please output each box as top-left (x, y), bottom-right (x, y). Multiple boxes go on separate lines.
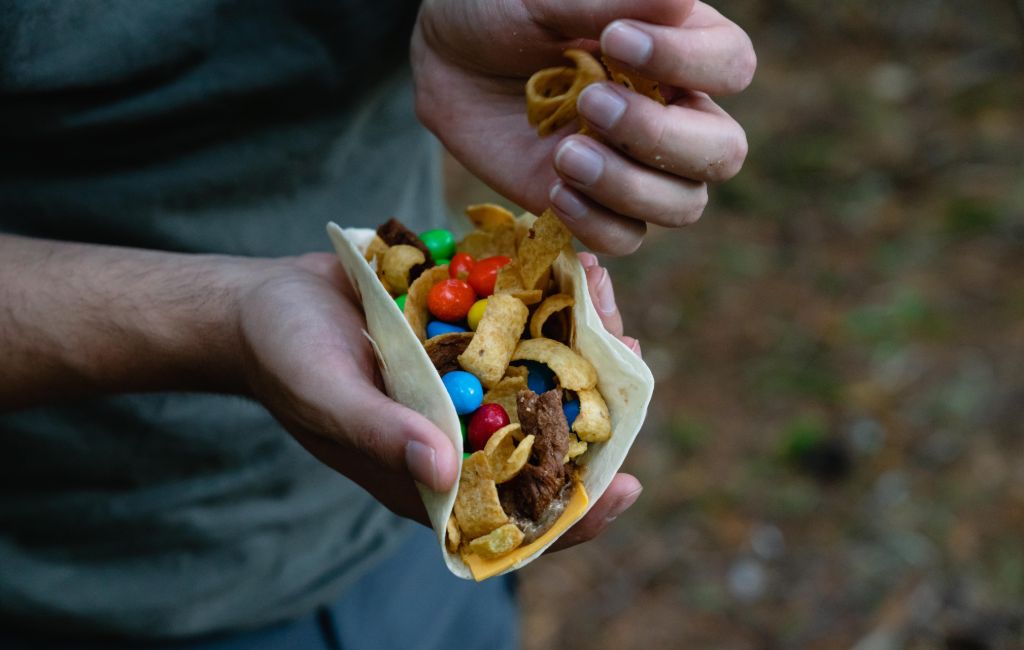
top-left (327, 217), bottom-right (654, 580)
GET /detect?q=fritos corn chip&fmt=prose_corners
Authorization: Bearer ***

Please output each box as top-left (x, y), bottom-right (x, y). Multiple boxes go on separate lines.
top-left (494, 434), bottom-right (534, 484)
top-left (484, 423), bottom-right (519, 463)
top-left (453, 452), bottom-right (508, 539)
top-left (525, 49), bottom-right (607, 136)
top-left (572, 387), bottom-right (612, 443)
top-left (446, 514), bottom-right (461, 553)
top-left (602, 56), bottom-right (665, 105)
top-left (492, 262), bottom-right (544, 305)
top-left (530, 293), bottom-right (574, 340)
top-left (516, 210), bottom-right (572, 290)
top-left (526, 49), bottom-right (663, 139)
top-left (467, 523), bottom-right (525, 560)
top-left (458, 294), bottom-right (528, 388)
top-left (466, 203), bottom-right (516, 231)
top-left (565, 438), bottom-right (588, 463)
top-left (404, 265), bottom-right (450, 342)
top-left (483, 374), bottom-right (529, 425)
top-left (511, 338), bottom-right (598, 391)
top-left (380, 244), bottom-right (425, 295)
top-left (364, 235), bottom-right (388, 265)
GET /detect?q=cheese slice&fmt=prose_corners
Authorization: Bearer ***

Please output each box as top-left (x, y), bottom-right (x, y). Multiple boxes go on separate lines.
top-left (463, 482), bottom-right (590, 581)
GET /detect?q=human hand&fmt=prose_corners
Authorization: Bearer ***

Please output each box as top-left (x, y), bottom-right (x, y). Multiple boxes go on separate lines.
top-left (549, 252), bottom-right (643, 551)
top-left (237, 253), bottom-right (460, 523)
top-left (413, 0), bottom-right (755, 255)
top-left (241, 252), bottom-right (641, 549)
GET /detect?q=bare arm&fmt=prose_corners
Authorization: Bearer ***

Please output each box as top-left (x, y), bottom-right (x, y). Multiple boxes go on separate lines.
top-left (0, 234), bottom-right (259, 409)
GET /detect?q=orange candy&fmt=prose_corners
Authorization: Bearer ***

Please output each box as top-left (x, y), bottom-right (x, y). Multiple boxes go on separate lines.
top-left (427, 279), bottom-right (477, 323)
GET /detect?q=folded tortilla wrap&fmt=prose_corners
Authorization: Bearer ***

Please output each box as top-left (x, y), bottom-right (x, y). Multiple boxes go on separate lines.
top-left (326, 217), bottom-right (654, 580)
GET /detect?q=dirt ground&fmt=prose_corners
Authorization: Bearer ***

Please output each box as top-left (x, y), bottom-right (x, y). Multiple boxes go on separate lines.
top-left (445, 1), bottom-right (1024, 648)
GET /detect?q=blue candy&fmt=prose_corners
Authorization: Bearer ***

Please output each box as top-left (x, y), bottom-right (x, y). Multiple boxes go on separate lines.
top-left (442, 371), bottom-right (483, 415)
top-left (563, 399), bottom-right (580, 426)
top-left (426, 320), bottom-right (468, 338)
top-left (514, 361), bottom-right (557, 395)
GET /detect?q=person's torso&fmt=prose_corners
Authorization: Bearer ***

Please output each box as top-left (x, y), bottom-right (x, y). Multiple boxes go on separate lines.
top-left (0, 0), bottom-right (446, 638)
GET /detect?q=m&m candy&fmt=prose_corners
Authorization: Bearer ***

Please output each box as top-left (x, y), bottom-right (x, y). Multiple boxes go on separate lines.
top-left (467, 255), bottom-right (511, 297)
top-left (467, 299), bottom-right (488, 331)
top-left (563, 398), bottom-right (581, 426)
top-left (449, 253), bottom-right (475, 281)
top-left (441, 371), bottom-right (483, 415)
top-left (514, 361), bottom-right (556, 394)
top-left (427, 279), bottom-right (476, 322)
top-left (435, 258), bottom-right (451, 266)
top-left (426, 320), bottom-right (468, 338)
top-left (467, 403), bottom-right (511, 451)
top-left (394, 293), bottom-right (407, 311)
top-left (419, 229), bottom-right (456, 262)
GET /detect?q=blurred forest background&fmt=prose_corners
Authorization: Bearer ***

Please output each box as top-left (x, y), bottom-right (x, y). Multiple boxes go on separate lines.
top-left (445, 1), bottom-right (1024, 648)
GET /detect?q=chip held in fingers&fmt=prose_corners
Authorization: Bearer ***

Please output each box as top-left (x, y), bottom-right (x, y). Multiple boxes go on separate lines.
top-left (525, 49), bottom-right (664, 138)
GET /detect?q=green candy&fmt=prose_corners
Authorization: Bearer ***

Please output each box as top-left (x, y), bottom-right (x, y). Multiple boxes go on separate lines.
top-left (395, 293), bottom-right (407, 311)
top-left (419, 228), bottom-right (456, 262)
top-left (435, 258), bottom-right (451, 266)
top-left (463, 452), bottom-right (472, 460)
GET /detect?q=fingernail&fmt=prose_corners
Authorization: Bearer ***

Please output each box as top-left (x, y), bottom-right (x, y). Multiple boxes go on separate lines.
top-left (605, 486), bottom-right (643, 523)
top-left (596, 267), bottom-right (617, 316)
top-left (549, 181), bottom-right (587, 220)
top-left (602, 21), bottom-right (653, 68)
top-left (629, 338), bottom-right (642, 356)
top-left (578, 84), bottom-right (627, 131)
top-left (405, 440), bottom-right (439, 490)
top-left (555, 139), bottom-right (604, 186)
top-left (578, 252), bottom-right (599, 269)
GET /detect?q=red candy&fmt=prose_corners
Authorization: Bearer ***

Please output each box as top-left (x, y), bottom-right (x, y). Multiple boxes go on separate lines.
top-left (467, 403), bottom-right (510, 451)
top-left (467, 255), bottom-right (511, 297)
top-left (449, 253), bottom-right (475, 281)
top-left (427, 279), bottom-right (476, 323)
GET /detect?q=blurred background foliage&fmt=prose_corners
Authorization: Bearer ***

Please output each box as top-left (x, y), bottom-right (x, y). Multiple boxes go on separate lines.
top-left (445, 1), bottom-right (1024, 647)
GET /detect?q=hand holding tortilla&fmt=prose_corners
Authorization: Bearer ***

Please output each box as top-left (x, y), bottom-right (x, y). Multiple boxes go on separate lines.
top-left (327, 207), bottom-right (654, 579)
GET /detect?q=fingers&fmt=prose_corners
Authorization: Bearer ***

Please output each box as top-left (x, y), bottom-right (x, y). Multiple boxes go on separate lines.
top-left (290, 428), bottom-right (432, 525)
top-left (333, 382), bottom-right (460, 492)
top-left (584, 263), bottom-right (624, 338)
top-left (621, 335), bottom-right (642, 357)
top-left (600, 6), bottom-right (756, 95)
top-left (576, 83), bottom-right (748, 184)
top-left (548, 473), bottom-right (642, 552)
top-left (555, 134), bottom-right (708, 227)
top-left (580, 253), bottom-right (641, 355)
top-left (549, 181), bottom-right (646, 255)
top-left (525, 0), bottom-right (695, 39)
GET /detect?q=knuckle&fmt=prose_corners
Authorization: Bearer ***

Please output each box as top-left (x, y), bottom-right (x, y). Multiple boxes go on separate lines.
top-left (354, 419), bottom-right (396, 470)
top-left (585, 230), bottom-right (643, 256)
top-left (633, 109), bottom-right (670, 163)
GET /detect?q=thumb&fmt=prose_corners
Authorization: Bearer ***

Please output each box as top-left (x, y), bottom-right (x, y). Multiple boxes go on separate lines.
top-left (330, 380), bottom-right (460, 492)
top-left (525, 0), bottom-right (695, 38)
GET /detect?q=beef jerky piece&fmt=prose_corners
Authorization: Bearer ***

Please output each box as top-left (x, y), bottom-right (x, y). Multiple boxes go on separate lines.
top-left (499, 388), bottom-right (571, 521)
top-left (376, 218), bottom-right (435, 281)
top-left (424, 332), bottom-right (474, 375)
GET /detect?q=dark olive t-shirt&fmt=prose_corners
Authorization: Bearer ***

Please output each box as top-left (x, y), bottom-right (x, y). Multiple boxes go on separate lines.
top-left (0, 0), bottom-right (448, 638)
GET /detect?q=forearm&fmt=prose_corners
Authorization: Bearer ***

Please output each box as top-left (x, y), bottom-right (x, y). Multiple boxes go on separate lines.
top-left (0, 234), bottom-right (272, 409)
